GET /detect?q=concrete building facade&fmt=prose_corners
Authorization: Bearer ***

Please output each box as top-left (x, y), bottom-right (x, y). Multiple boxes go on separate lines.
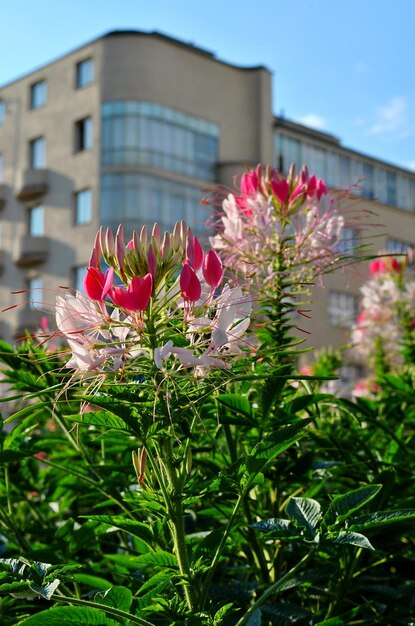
top-left (0, 29), bottom-right (415, 376)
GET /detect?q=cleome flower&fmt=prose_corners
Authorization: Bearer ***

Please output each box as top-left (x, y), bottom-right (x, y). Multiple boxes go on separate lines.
top-left (210, 164), bottom-right (345, 297)
top-left (54, 222), bottom-right (251, 378)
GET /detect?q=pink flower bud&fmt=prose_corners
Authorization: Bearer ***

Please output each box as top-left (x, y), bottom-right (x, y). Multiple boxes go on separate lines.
top-left (241, 169), bottom-right (259, 195)
top-left (180, 262), bottom-right (202, 302)
top-left (84, 266), bottom-right (114, 301)
top-left (203, 249), bottom-right (223, 290)
top-left (317, 179), bottom-right (328, 200)
top-left (115, 224), bottom-right (125, 268)
top-left (271, 178), bottom-right (289, 204)
top-left (110, 274), bottom-right (153, 312)
top-left (307, 175), bottom-right (317, 198)
top-left (147, 244), bottom-right (157, 278)
top-left (186, 235), bottom-right (204, 270)
top-left (89, 230), bottom-right (102, 268)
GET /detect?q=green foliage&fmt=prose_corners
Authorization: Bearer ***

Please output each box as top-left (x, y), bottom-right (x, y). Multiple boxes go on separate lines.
top-left (0, 330), bottom-right (414, 626)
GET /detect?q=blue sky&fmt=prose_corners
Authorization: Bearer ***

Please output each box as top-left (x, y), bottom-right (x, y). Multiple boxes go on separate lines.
top-left (1, 0), bottom-right (414, 171)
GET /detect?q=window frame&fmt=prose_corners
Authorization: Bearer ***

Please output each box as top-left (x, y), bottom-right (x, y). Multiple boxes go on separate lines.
top-left (29, 137), bottom-right (46, 169)
top-left (74, 188), bottom-right (92, 225)
top-left (75, 117), bottom-right (93, 152)
top-left (30, 80), bottom-right (47, 110)
top-left (76, 58), bottom-right (94, 89)
top-left (27, 276), bottom-right (43, 310)
top-left (328, 291), bottom-right (358, 328)
top-left (28, 205), bottom-right (44, 237)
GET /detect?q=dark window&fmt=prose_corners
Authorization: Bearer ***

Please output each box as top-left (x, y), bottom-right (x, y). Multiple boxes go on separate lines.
top-left (0, 101), bottom-right (5, 125)
top-left (75, 117), bottom-right (93, 152)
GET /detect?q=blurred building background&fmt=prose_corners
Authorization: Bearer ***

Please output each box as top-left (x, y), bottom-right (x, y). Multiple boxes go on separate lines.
top-left (0, 29), bottom-right (414, 377)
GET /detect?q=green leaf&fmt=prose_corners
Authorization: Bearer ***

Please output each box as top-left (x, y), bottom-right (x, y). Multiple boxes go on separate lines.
top-left (72, 574), bottom-right (113, 591)
top-left (64, 410), bottom-right (131, 431)
top-left (85, 515), bottom-right (153, 548)
top-left (332, 531), bottom-right (374, 550)
top-left (251, 518), bottom-right (302, 540)
top-left (324, 484), bottom-right (382, 526)
top-left (106, 551), bottom-right (177, 570)
top-left (286, 497), bottom-right (322, 540)
top-left (314, 604), bottom-right (368, 625)
top-left (249, 419), bottom-right (311, 466)
top-left (17, 606), bottom-right (120, 625)
top-left (348, 509), bottom-right (415, 531)
top-left (95, 586), bottom-right (132, 612)
top-left (217, 394), bottom-right (252, 417)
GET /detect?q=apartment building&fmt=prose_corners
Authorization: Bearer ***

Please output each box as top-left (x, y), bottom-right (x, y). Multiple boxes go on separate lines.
top-left (0, 29), bottom-right (414, 371)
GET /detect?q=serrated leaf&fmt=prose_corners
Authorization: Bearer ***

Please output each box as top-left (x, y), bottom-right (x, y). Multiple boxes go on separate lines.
top-left (332, 531), bottom-right (374, 550)
top-left (324, 485), bottom-right (382, 526)
top-left (16, 605), bottom-right (120, 625)
top-left (217, 394), bottom-right (252, 418)
top-left (286, 497), bottom-right (322, 540)
top-left (250, 419), bottom-right (311, 466)
top-left (348, 509), bottom-right (415, 531)
top-left (95, 586), bottom-right (132, 611)
top-left (64, 410), bottom-right (131, 431)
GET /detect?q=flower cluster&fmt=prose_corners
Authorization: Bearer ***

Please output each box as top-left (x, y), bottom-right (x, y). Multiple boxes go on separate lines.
top-left (351, 254), bottom-right (415, 369)
top-left (55, 222), bottom-right (252, 377)
top-left (210, 164), bottom-right (345, 296)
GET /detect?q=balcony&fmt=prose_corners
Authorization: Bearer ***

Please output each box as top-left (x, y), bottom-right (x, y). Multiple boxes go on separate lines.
top-left (15, 308), bottom-right (43, 338)
top-left (16, 168), bottom-right (49, 201)
top-left (0, 184), bottom-right (7, 210)
top-left (14, 235), bottom-right (49, 267)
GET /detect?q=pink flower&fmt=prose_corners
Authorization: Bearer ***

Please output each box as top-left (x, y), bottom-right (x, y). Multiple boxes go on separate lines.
top-left (110, 274), bottom-right (153, 312)
top-left (180, 262), bottom-right (202, 302)
top-left (202, 250), bottom-right (223, 290)
top-left (84, 267), bottom-right (114, 301)
top-left (369, 257), bottom-right (401, 275)
top-left (186, 235), bottom-right (204, 271)
top-left (271, 178), bottom-right (289, 204)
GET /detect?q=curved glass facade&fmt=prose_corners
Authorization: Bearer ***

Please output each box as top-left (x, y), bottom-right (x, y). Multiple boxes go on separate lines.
top-left (100, 172), bottom-right (209, 234)
top-left (101, 101), bottom-right (219, 180)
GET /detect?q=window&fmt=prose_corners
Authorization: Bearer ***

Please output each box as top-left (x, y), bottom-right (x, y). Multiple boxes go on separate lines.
top-left (30, 80), bottom-right (47, 109)
top-left (101, 101), bottom-right (218, 180)
top-left (0, 154), bottom-right (4, 183)
top-left (276, 134), bottom-right (302, 173)
top-left (386, 171), bottom-right (397, 205)
top-left (28, 206), bottom-right (44, 236)
top-left (387, 238), bottom-right (411, 254)
top-left (0, 100), bottom-right (5, 125)
top-left (328, 291), bottom-right (358, 328)
top-left (340, 364), bottom-right (363, 386)
top-left (361, 163), bottom-right (374, 199)
top-left (29, 137), bottom-right (46, 168)
top-left (336, 227), bottom-right (358, 255)
top-left (74, 266), bottom-right (88, 293)
top-left (100, 172), bottom-right (208, 234)
top-left (27, 277), bottom-right (43, 310)
top-left (75, 117), bottom-right (93, 152)
top-left (338, 155), bottom-right (351, 188)
top-left (76, 58), bottom-right (94, 88)
top-left (75, 189), bottom-right (92, 224)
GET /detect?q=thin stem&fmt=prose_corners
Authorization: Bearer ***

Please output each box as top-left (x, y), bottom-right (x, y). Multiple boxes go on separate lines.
top-left (160, 438), bottom-right (198, 613)
top-left (235, 546), bottom-right (317, 626)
